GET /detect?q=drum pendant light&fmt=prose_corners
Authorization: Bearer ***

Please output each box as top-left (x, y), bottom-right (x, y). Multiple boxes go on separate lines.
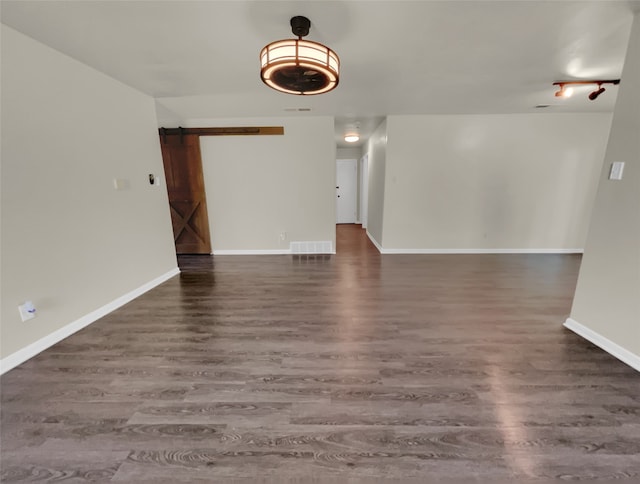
top-left (260, 16), bottom-right (340, 95)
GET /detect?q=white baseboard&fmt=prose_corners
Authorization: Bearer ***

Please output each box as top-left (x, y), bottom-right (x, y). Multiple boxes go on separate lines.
top-left (366, 230), bottom-right (383, 253)
top-left (378, 248), bottom-right (583, 254)
top-left (362, 235), bottom-right (583, 255)
top-left (564, 318), bottom-right (640, 372)
top-left (0, 267), bottom-right (180, 375)
top-left (213, 249), bottom-right (292, 255)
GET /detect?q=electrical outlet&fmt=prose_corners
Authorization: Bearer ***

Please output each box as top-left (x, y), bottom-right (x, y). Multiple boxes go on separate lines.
top-left (279, 232), bottom-right (287, 241)
top-left (19, 301), bottom-right (36, 322)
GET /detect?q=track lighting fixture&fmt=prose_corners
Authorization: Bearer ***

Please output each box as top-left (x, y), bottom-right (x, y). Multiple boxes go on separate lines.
top-left (553, 79), bottom-right (620, 101)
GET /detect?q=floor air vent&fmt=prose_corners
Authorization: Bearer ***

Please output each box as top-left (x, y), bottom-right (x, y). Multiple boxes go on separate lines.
top-left (290, 241), bottom-right (333, 254)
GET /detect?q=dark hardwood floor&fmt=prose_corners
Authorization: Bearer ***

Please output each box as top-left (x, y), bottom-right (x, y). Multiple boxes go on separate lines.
top-left (2, 224), bottom-right (639, 482)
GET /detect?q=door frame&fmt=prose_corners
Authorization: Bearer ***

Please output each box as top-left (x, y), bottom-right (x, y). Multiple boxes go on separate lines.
top-left (359, 153), bottom-right (369, 229)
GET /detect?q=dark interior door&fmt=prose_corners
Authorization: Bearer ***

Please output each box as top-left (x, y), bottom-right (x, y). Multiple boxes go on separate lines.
top-left (159, 133), bottom-right (212, 254)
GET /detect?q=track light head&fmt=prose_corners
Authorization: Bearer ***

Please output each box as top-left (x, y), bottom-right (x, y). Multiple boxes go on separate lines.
top-left (588, 86), bottom-right (606, 101)
top-left (555, 86), bottom-right (573, 98)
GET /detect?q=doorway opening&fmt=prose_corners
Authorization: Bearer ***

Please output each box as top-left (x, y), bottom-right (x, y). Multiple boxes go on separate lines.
top-left (336, 158), bottom-right (357, 224)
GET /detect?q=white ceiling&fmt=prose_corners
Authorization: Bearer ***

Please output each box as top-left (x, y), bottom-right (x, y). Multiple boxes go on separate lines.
top-left (2, 0), bottom-right (638, 148)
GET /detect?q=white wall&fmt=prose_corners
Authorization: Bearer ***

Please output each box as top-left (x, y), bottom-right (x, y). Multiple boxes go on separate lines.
top-left (380, 113), bottom-right (611, 251)
top-left (337, 147), bottom-right (362, 160)
top-left (567, 13), bottom-right (640, 369)
top-left (196, 117), bottom-right (336, 253)
top-left (365, 119), bottom-right (388, 247)
top-left (1, 26), bottom-right (177, 362)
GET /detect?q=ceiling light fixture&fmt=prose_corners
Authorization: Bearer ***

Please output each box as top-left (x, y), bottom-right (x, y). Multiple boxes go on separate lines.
top-left (553, 79), bottom-right (620, 101)
top-left (260, 16), bottom-right (340, 95)
top-left (344, 123), bottom-right (360, 143)
top-left (344, 133), bottom-right (359, 143)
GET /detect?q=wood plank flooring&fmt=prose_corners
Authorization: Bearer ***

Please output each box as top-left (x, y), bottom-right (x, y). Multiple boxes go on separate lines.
top-left (2, 224), bottom-right (639, 482)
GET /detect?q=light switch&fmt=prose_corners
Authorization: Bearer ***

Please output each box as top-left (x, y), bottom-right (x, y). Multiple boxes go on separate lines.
top-left (609, 161), bottom-right (625, 180)
top-left (148, 174), bottom-right (161, 186)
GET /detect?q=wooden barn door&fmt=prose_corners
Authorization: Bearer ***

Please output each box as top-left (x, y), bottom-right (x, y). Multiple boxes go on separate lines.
top-left (159, 133), bottom-right (212, 254)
